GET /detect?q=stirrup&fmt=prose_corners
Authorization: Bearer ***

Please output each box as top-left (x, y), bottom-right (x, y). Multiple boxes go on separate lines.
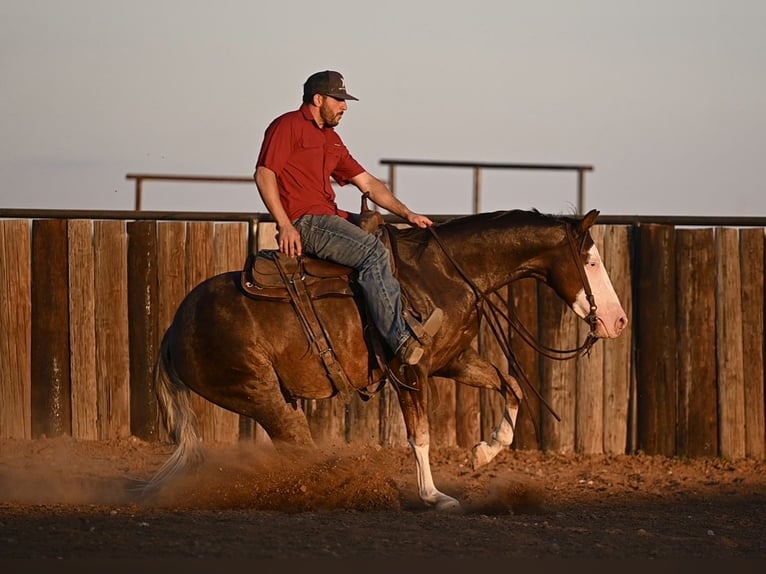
top-left (403, 307), bottom-right (444, 345)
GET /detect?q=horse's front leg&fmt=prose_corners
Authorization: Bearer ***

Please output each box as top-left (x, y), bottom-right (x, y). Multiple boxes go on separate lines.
top-left (437, 347), bottom-right (523, 470)
top-left (471, 401), bottom-right (519, 470)
top-left (396, 369), bottom-right (461, 512)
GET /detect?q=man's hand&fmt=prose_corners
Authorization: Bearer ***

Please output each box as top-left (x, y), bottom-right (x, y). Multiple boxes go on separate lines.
top-left (277, 223), bottom-right (302, 257)
top-left (406, 212), bottom-right (434, 228)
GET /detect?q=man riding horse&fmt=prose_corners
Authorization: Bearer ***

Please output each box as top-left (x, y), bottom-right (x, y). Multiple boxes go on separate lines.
top-left (253, 70), bottom-right (443, 366)
top-left (140, 69), bottom-right (629, 512)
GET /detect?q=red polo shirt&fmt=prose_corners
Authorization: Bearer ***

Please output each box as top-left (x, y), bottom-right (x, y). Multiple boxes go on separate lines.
top-left (256, 104), bottom-right (365, 222)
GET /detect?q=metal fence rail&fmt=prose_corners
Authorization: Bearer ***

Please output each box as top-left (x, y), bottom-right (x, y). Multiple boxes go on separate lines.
top-left (125, 173), bottom-right (254, 211)
top-left (379, 158), bottom-right (593, 215)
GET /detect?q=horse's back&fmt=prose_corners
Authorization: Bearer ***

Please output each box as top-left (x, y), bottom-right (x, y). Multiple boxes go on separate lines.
top-left (173, 270), bottom-right (290, 342)
top-left (167, 268), bottom-right (372, 399)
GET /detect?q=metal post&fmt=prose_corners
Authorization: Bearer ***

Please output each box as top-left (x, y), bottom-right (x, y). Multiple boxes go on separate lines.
top-left (577, 169), bottom-right (586, 215)
top-left (388, 164), bottom-right (396, 195)
top-left (134, 178), bottom-right (143, 211)
top-left (472, 167), bottom-right (481, 214)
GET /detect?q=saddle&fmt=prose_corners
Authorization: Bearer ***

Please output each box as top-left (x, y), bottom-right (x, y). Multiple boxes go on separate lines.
top-left (238, 195), bottom-right (432, 402)
top-left (242, 250), bottom-right (354, 302)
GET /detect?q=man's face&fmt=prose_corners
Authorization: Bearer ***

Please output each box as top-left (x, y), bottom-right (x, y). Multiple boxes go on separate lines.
top-left (318, 95), bottom-right (348, 128)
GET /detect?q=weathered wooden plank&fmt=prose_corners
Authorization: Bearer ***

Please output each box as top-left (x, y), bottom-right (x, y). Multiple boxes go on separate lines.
top-left (214, 222), bottom-right (249, 275)
top-left (185, 221), bottom-right (215, 292)
top-left (68, 219), bottom-right (98, 440)
top-left (30, 219), bottom-right (71, 438)
top-left (634, 224), bottom-right (677, 455)
top-left (0, 219), bottom-right (32, 438)
top-left (256, 221), bottom-right (278, 251)
top-left (676, 228), bottom-right (718, 457)
top-left (538, 282), bottom-right (578, 454)
top-left (575, 225), bottom-right (605, 454)
top-left (602, 225), bottom-right (633, 454)
top-left (739, 228), bottom-right (765, 459)
top-left (212, 222), bottom-right (249, 443)
top-left (94, 220), bottom-right (130, 439)
top-left (127, 220), bottom-right (160, 441)
top-left (508, 278), bottom-right (540, 451)
top-left (157, 222), bottom-right (187, 334)
top-left (716, 228), bottom-right (746, 459)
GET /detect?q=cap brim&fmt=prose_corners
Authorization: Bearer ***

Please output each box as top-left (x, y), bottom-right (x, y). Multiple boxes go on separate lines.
top-left (325, 92), bottom-right (359, 101)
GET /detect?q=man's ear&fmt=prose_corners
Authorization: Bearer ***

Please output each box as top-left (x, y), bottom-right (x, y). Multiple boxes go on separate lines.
top-left (312, 93), bottom-right (323, 107)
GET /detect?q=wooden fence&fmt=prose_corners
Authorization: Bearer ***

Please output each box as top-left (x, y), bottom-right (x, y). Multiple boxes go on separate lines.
top-left (0, 215), bottom-right (763, 460)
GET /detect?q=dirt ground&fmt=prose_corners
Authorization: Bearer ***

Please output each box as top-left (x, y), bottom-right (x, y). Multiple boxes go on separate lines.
top-left (0, 435), bottom-right (764, 559)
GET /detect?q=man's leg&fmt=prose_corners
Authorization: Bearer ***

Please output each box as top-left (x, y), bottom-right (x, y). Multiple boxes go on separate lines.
top-left (295, 214), bottom-right (440, 364)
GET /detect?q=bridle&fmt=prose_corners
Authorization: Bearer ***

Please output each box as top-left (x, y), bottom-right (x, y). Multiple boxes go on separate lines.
top-left (428, 222), bottom-right (600, 358)
top-left (564, 222), bottom-right (601, 350)
top-left (427, 221), bottom-right (601, 422)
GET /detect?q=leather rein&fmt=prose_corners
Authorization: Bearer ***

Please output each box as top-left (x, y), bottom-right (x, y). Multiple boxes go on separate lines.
top-left (427, 221), bottom-right (601, 422)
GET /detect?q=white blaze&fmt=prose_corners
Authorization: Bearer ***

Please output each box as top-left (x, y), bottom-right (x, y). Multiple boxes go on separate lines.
top-left (572, 244), bottom-right (628, 339)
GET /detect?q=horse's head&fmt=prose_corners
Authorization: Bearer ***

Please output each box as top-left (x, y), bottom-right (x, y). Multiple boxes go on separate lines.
top-left (400, 208), bottom-right (627, 340)
top-left (548, 209), bottom-right (628, 339)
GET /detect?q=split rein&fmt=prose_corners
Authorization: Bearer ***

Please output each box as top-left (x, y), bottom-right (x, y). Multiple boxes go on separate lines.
top-left (426, 223), bottom-right (601, 423)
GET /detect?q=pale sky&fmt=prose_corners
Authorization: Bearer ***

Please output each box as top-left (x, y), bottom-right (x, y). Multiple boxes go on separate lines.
top-left (1, 0), bottom-right (764, 217)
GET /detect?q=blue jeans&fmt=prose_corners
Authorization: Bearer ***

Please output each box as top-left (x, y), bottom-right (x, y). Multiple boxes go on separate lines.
top-left (294, 214), bottom-right (410, 353)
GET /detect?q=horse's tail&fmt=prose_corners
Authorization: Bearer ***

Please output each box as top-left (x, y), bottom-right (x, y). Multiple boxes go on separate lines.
top-left (139, 331), bottom-right (205, 495)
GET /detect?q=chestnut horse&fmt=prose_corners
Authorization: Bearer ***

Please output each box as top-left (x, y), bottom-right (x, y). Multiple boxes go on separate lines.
top-left (142, 208), bottom-right (628, 511)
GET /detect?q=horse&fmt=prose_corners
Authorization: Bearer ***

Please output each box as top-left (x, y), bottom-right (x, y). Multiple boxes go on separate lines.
top-left (141, 208), bottom-right (628, 511)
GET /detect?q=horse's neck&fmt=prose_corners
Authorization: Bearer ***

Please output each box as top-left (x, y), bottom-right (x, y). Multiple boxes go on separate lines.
top-left (428, 223), bottom-right (555, 293)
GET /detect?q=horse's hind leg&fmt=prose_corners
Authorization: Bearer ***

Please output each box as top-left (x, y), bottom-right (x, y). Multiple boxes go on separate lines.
top-left (221, 366), bottom-right (316, 453)
top-left (247, 395), bottom-right (316, 454)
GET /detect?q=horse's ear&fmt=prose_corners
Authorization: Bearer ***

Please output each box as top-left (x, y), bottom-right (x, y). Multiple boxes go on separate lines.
top-left (579, 209), bottom-right (600, 232)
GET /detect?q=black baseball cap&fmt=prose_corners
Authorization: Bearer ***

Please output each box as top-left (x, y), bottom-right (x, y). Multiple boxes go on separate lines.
top-left (303, 70), bottom-right (359, 101)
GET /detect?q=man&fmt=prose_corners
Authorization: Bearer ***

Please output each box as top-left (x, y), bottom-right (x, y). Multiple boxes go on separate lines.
top-left (253, 70), bottom-right (442, 366)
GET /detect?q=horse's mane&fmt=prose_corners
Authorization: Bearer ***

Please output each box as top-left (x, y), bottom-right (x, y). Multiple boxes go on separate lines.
top-left (399, 208), bottom-right (580, 235)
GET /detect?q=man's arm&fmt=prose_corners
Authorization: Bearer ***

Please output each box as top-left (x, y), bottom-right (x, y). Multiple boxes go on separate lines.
top-left (349, 171), bottom-right (434, 228)
top-left (254, 166), bottom-right (303, 257)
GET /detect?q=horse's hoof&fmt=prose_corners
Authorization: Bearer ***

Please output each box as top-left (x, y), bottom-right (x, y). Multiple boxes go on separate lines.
top-left (472, 441), bottom-right (492, 470)
top-left (434, 496), bottom-right (461, 513)
top-left (424, 491), bottom-right (462, 512)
